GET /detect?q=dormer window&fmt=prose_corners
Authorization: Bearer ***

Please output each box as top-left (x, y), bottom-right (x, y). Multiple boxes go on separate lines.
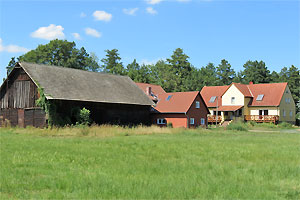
top-left (256, 94), bottom-right (264, 101)
top-left (209, 96), bottom-right (216, 103)
top-left (231, 97), bottom-right (235, 104)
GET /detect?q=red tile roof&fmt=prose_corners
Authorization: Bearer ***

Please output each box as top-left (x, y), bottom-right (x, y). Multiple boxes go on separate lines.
top-left (213, 105), bottom-right (243, 111)
top-left (135, 83), bottom-right (166, 96)
top-left (154, 91), bottom-right (200, 113)
top-left (201, 82), bottom-right (288, 107)
top-left (200, 85), bottom-right (229, 107)
top-left (247, 82), bottom-right (287, 106)
top-left (232, 83), bottom-right (253, 97)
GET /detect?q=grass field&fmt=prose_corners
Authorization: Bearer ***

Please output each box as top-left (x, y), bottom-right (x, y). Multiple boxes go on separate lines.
top-left (1, 125), bottom-right (300, 199)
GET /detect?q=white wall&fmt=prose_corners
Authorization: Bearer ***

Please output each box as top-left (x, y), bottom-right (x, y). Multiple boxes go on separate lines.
top-left (249, 107), bottom-right (279, 115)
top-left (222, 84), bottom-right (244, 106)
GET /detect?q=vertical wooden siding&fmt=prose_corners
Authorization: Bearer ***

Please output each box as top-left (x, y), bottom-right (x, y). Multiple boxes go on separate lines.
top-left (0, 68), bottom-right (37, 109)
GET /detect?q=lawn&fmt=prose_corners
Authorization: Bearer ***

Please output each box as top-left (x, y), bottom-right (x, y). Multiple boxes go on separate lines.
top-left (0, 126), bottom-right (300, 199)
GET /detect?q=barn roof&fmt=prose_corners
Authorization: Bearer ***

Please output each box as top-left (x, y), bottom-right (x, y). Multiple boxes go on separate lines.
top-left (18, 62), bottom-right (153, 106)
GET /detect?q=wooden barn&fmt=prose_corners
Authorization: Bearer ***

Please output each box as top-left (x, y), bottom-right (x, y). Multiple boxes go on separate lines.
top-left (0, 62), bottom-right (153, 127)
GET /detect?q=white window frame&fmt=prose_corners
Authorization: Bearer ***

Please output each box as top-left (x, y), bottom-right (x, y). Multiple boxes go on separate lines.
top-left (231, 97), bottom-right (235, 104)
top-left (201, 118), bottom-right (205, 125)
top-left (196, 101), bottom-right (200, 108)
top-left (190, 118), bottom-right (195, 125)
top-left (157, 118), bottom-right (166, 124)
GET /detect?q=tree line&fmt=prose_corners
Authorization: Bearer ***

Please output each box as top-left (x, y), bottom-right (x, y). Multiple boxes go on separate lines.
top-left (6, 39), bottom-right (300, 108)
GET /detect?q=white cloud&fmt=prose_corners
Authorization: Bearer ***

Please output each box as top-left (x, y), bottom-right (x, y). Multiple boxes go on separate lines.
top-left (31, 24), bottom-right (65, 40)
top-left (93, 10), bottom-right (112, 22)
top-left (80, 12), bottom-right (86, 18)
top-left (146, 7), bottom-right (157, 15)
top-left (0, 38), bottom-right (30, 53)
top-left (123, 8), bottom-right (139, 16)
top-left (146, 0), bottom-right (163, 5)
top-left (85, 28), bottom-right (101, 38)
top-left (72, 33), bottom-right (81, 40)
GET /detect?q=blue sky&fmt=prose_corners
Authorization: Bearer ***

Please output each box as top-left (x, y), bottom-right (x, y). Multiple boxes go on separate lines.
top-left (0, 0), bottom-right (299, 84)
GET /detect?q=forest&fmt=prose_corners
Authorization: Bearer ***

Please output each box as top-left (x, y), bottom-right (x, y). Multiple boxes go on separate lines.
top-left (6, 39), bottom-right (300, 111)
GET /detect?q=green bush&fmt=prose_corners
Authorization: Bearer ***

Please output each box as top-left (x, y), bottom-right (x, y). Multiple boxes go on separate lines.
top-left (167, 122), bottom-right (173, 128)
top-left (278, 122), bottom-right (293, 129)
top-left (227, 122), bottom-right (248, 131)
top-left (253, 122), bottom-right (277, 129)
top-left (78, 108), bottom-right (91, 125)
top-left (248, 121), bottom-right (257, 127)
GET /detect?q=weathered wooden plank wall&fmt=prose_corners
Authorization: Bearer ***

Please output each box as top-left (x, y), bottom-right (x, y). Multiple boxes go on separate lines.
top-left (0, 67), bottom-right (46, 127)
top-left (0, 68), bottom-right (37, 109)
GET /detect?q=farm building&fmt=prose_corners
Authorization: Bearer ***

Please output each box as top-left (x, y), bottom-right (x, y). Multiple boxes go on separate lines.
top-left (201, 82), bottom-right (296, 125)
top-left (136, 83), bottom-right (209, 128)
top-left (0, 62), bottom-right (153, 127)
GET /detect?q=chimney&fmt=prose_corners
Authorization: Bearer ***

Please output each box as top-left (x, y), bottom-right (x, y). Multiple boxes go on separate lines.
top-left (146, 86), bottom-right (152, 96)
top-left (249, 81), bottom-right (253, 85)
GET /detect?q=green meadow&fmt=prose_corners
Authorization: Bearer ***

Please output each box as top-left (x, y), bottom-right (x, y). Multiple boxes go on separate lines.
top-left (0, 125), bottom-right (300, 199)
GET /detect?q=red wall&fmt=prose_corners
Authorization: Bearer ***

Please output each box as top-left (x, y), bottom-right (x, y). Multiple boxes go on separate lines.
top-left (187, 94), bottom-right (209, 128)
top-left (152, 113), bottom-right (187, 128)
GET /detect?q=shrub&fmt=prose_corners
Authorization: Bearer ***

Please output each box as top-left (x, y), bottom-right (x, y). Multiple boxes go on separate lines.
top-left (78, 108), bottom-right (91, 125)
top-left (278, 122), bottom-right (293, 129)
top-left (167, 122), bottom-right (173, 128)
top-left (248, 121), bottom-right (256, 127)
top-left (227, 122), bottom-right (248, 131)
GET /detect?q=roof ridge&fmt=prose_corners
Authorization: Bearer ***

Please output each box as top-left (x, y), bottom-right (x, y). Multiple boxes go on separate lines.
top-left (20, 62), bottom-right (129, 78)
top-left (247, 85), bottom-right (254, 97)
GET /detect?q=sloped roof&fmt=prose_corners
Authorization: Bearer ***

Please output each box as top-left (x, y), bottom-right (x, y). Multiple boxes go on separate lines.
top-left (247, 82), bottom-right (287, 106)
top-left (135, 83), bottom-right (166, 96)
top-left (18, 62), bottom-right (153, 106)
top-left (154, 91), bottom-right (200, 113)
top-left (213, 105), bottom-right (243, 111)
top-left (200, 82), bottom-right (288, 107)
top-left (200, 85), bottom-right (229, 107)
top-left (231, 83), bottom-right (252, 97)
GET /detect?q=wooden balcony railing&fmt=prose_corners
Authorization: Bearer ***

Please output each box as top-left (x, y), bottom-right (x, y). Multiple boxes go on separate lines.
top-left (244, 115), bottom-right (279, 123)
top-left (208, 115), bottom-right (222, 123)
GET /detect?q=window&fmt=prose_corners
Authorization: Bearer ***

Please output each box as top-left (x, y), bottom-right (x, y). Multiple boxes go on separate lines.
top-left (285, 98), bottom-right (288, 103)
top-left (201, 118), bottom-right (205, 125)
top-left (259, 110), bottom-right (268, 115)
top-left (290, 110), bottom-right (293, 117)
top-left (196, 101), bottom-right (200, 108)
top-left (209, 96), bottom-right (216, 103)
top-left (214, 111), bottom-right (221, 115)
top-left (288, 98), bottom-right (291, 103)
top-left (286, 90), bottom-right (289, 94)
top-left (283, 110), bottom-right (286, 117)
top-left (157, 118), bottom-right (166, 124)
top-left (190, 118), bottom-right (194, 125)
top-left (231, 97), bottom-right (235, 104)
top-left (166, 95), bottom-right (173, 101)
top-left (256, 94), bottom-right (264, 101)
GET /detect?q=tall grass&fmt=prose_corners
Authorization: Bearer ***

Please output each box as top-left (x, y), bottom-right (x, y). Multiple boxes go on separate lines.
top-left (5, 125), bottom-right (186, 137)
top-left (226, 121), bottom-right (248, 131)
